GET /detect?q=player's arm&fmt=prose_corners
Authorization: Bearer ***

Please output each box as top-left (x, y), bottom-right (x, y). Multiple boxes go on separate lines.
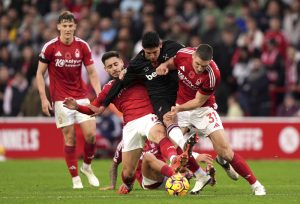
top-left (156, 57), bottom-right (176, 75)
top-left (36, 61), bottom-right (52, 116)
top-left (86, 64), bottom-right (101, 95)
top-left (172, 91), bottom-right (210, 113)
top-left (99, 161), bottom-right (119, 190)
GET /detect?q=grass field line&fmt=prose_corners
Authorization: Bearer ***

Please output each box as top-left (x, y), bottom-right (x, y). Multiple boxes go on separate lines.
top-left (2, 193), bottom-right (300, 199)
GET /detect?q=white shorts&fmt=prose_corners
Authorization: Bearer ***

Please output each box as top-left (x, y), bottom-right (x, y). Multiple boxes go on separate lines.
top-left (177, 106), bottom-right (223, 137)
top-left (142, 176), bottom-right (167, 190)
top-left (54, 98), bottom-right (95, 128)
top-left (122, 114), bottom-right (160, 152)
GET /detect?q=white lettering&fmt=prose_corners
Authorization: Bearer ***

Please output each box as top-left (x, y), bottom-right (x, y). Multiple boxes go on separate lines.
top-left (145, 72), bottom-right (157, 80)
top-left (196, 128), bottom-right (263, 151)
top-left (0, 129), bottom-right (40, 151)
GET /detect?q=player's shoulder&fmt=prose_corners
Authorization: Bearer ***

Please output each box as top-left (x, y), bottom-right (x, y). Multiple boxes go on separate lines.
top-left (103, 79), bottom-right (116, 89)
top-left (41, 37), bottom-right (59, 50)
top-left (74, 36), bottom-right (91, 48)
top-left (176, 47), bottom-right (195, 59)
top-left (209, 60), bottom-right (220, 73)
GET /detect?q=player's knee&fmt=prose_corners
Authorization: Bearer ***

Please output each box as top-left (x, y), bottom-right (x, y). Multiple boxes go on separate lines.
top-left (217, 148), bottom-right (234, 161)
top-left (84, 133), bottom-right (96, 144)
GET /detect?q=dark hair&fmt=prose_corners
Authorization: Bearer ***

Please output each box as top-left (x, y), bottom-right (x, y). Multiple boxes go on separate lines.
top-left (101, 51), bottom-right (120, 64)
top-left (142, 31), bottom-right (160, 48)
top-left (58, 11), bottom-right (76, 24)
top-left (195, 44), bottom-right (213, 61)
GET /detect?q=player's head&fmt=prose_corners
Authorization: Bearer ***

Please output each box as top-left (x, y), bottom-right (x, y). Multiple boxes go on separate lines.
top-left (102, 51), bottom-right (124, 78)
top-left (57, 11), bottom-right (77, 40)
top-left (192, 44), bottom-right (213, 74)
top-left (142, 31), bottom-right (162, 63)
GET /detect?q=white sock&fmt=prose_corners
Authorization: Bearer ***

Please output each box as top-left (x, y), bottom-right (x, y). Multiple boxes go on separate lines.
top-left (82, 162), bottom-right (91, 170)
top-left (194, 168), bottom-right (207, 179)
top-left (251, 180), bottom-right (262, 189)
top-left (72, 175), bottom-right (81, 181)
top-left (168, 127), bottom-right (185, 150)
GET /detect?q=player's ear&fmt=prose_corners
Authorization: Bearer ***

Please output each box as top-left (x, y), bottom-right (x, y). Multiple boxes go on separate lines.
top-left (57, 24), bottom-right (61, 31)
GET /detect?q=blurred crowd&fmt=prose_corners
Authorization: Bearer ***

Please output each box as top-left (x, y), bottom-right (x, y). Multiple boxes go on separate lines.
top-left (1, 0), bottom-right (300, 122)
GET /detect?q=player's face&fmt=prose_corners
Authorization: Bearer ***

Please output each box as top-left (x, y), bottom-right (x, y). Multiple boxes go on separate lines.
top-left (104, 57), bottom-right (124, 78)
top-left (192, 54), bottom-right (210, 74)
top-left (143, 45), bottom-right (161, 63)
top-left (57, 20), bottom-right (77, 40)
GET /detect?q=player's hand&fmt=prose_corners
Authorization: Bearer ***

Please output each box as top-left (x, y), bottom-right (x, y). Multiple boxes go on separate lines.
top-left (87, 104), bottom-right (105, 117)
top-left (156, 64), bottom-right (169, 75)
top-left (63, 97), bottom-right (78, 110)
top-left (41, 98), bottom-right (53, 116)
top-left (197, 153), bottom-right (213, 166)
top-left (170, 106), bottom-right (179, 114)
top-left (99, 185), bottom-right (115, 191)
top-left (119, 69), bottom-right (127, 80)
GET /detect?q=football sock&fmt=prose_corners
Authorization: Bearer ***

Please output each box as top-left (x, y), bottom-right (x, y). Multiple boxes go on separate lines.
top-left (158, 137), bottom-right (178, 161)
top-left (64, 145), bottom-right (78, 177)
top-left (167, 124), bottom-right (186, 150)
top-left (121, 171), bottom-right (135, 188)
top-left (83, 142), bottom-right (96, 165)
top-left (230, 153), bottom-right (257, 185)
top-left (161, 164), bottom-right (174, 177)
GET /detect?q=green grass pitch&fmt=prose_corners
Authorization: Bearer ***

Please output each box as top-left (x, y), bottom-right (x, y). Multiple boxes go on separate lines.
top-left (0, 159), bottom-right (300, 204)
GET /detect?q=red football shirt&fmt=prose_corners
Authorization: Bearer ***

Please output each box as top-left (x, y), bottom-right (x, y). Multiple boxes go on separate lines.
top-left (39, 36), bottom-right (94, 101)
top-left (78, 80), bottom-right (154, 125)
top-left (174, 47), bottom-right (221, 108)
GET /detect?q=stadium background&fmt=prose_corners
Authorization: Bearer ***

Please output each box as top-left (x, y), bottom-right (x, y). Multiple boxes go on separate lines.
top-left (0, 0), bottom-right (300, 158)
top-left (0, 1), bottom-right (300, 203)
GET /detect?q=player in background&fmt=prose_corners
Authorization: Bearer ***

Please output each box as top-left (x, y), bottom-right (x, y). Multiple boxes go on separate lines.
top-left (93, 31), bottom-right (212, 192)
top-left (156, 44), bottom-right (266, 196)
top-left (63, 51), bottom-right (191, 194)
top-left (99, 139), bottom-right (216, 191)
top-left (36, 11), bottom-right (101, 189)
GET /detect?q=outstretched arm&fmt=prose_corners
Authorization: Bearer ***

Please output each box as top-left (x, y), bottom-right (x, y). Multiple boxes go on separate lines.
top-left (156, 57), bottom-right (176, 75)
top-left (99, 161), bottom-right (119, 190)
top-left (172, 92), bottom-right (210, 113)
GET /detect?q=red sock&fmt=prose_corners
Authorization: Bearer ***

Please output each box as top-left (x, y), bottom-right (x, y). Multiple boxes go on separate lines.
top-left (64, 145), bottom-right (78, 177)
top-left (176, 147), bottom-right (200, 173)
top-left (83, 142), bottom-right (96, 164)
top-left (230, 153), bottom-right (257, 185)
top-left (121, 171), bottom-right (136, 187)
top-left (158, 137), bottom-right (177, 161)
top-left (161, 164), bottom-right (173, 177)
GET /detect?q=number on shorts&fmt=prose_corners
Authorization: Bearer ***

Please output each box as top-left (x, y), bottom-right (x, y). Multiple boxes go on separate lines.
top-left (207, 112), bottom-right (218, 123)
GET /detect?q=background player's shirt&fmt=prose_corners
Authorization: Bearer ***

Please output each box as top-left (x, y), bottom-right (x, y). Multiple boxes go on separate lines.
top-left (174, 47), bottom-right (221, 108)
top-left (102, 40), bottom-right (184, 107)
top-left (39, 36), bottom-right (94, 101)
top-left (79, 80), bottom-right (154, 125)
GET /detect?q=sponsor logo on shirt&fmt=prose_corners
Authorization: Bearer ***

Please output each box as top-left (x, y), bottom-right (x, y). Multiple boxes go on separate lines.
top-left (145, 71), bottom-right (157, 80)
top-left (55, 59), bottom-right (82, 67)
top-left (178, 70), bottom-right (197, 90)
top-left (55, 51), bottom-right (62, 57)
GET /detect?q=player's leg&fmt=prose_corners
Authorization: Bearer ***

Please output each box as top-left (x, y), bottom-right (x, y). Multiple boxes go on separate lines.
top-left (209, 129), bottom-right (266, 195)
top-left (140, 153), bottom-right (171, 189)
top-left (167, 110), bottom-right (211, 194)
top-left (143, 152), bottom-right (173, 178)
top-left (75, 98), bottom-right (99, 187)
top-left (147, 121), bottom-right (188, 172)
top-left (79, 119), bottom-right (99, 187)
top-left (119, 148), bottom-right (143, 194)
top-left (55, 101), bottom-right (82, 189)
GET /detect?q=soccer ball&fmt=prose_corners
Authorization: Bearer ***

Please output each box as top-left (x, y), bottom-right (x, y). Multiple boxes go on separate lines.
top-left (165, 173), bottom-right (190, 196)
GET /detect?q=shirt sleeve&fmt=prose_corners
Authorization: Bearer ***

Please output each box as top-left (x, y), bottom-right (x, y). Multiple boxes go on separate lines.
top-left (81, 42), bottom-right (94, 67)
top-left (39, 43), bottom-right (52, 64)
top-left (198, 78), bottom-right (215, 95)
